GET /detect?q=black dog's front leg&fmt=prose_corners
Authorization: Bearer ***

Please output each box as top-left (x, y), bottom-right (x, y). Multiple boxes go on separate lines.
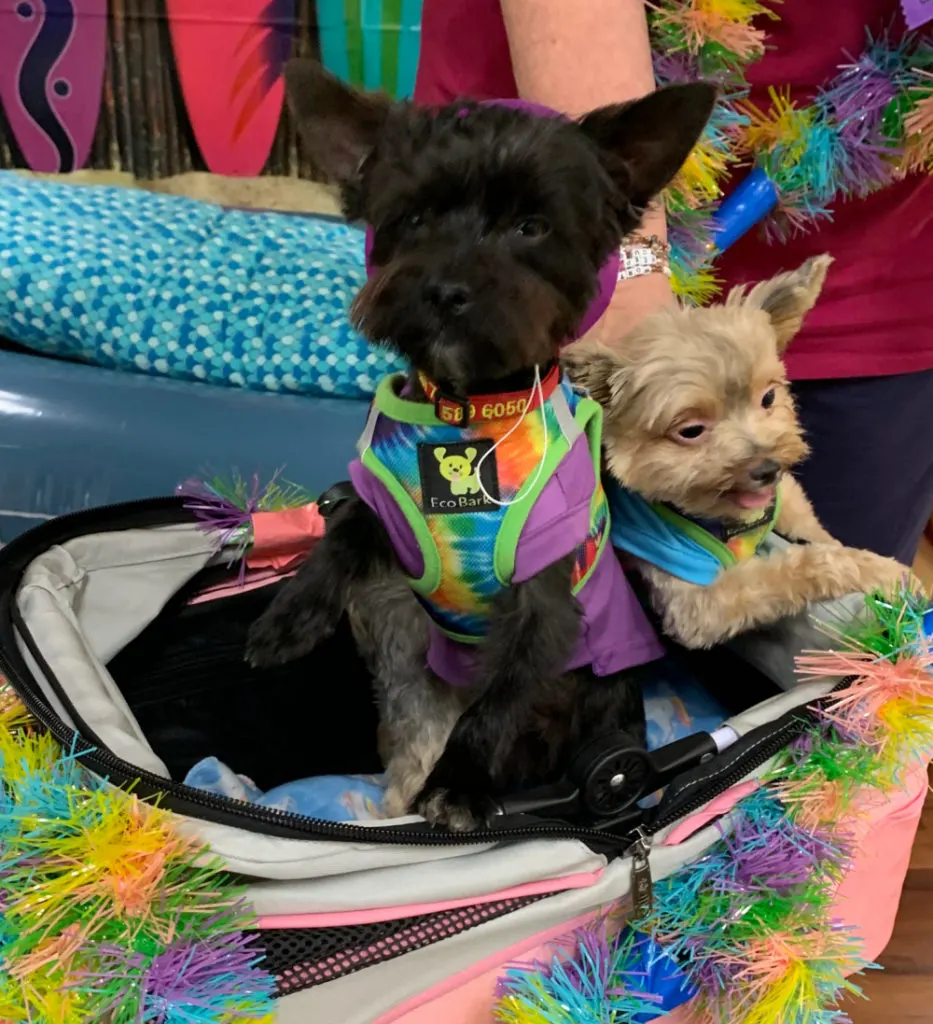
top-left (245, 494), bottom-right (395, 667)
top-left (416, 554), bottom-right (580, 830)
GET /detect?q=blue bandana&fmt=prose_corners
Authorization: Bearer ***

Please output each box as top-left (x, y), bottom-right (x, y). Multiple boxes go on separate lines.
top-left (607, 481), bottom-right (779, 586)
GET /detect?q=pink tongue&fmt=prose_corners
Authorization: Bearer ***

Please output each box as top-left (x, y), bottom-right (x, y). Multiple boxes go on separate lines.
top-left (734, 489), bottom-right (774, 510)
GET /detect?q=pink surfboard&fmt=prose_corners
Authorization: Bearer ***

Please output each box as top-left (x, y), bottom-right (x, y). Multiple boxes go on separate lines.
top-left (0, 0), bottom-right (107, 173)
top-left (167, 0), bottom-right (294, 176)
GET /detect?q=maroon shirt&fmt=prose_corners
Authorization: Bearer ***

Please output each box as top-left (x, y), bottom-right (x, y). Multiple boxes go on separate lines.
top-left (414, 0), bottom-right (933, 380)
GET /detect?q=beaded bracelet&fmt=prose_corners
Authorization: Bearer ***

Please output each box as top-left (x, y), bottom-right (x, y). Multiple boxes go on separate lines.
top-left (618, 234), bottom-right (672, 282)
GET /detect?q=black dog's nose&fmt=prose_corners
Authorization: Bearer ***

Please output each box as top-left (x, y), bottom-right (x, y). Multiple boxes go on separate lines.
top-left (424, 280), bottom-right (473, 316)
top-left (749, 458), bottom-right (781, 485)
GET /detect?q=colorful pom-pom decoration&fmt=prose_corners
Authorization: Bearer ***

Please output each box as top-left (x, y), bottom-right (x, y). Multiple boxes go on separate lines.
top-left (0, 687), bottom-right (276, 1023)
top-left (178, 469), bottom-right (315, 553)
top-left (177, 469), bottom-right (319, 579)
top-left (495, 584), bottom-right (933, 1024)
top-left (649, 0), bottom-right (933, 303)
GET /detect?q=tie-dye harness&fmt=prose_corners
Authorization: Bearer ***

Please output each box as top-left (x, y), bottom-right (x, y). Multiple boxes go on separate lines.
top-left (349, 370), bottom-right (663, 684)
top-left (608, 483), bottom-right (781, 587)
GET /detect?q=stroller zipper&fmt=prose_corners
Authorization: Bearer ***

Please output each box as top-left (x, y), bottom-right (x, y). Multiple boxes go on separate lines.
top-left (625, 676), bottom-right (852, 905)
top-left (0, 497), bottom-right (853, 855)
top-left (627, 826), bottom-right (653, 918)
top-left (0, 497), bottom-right (630, 852)
top-left (0, 616), bottom-right (634, 850)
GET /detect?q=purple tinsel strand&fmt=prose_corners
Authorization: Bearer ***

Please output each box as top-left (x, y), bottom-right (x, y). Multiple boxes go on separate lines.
top-left (816, 37), bottom-right (909, 197)
top-left (175, 478), bottom-right (252, 546)
top-left (575, 925), bottom-right (614, 993)
top-left (825, 50), bottom-right (900, 144)
top-left (824, 717), bottom-right (867, 748)
top-left (789, 731), bottom-right (818, 762)
top-left (836, 138), bottom-right (896, 196)
top-left (79, 933), bottom-right (275, 1020)
top-left (723, 820), bottom-right (847, 894)
top-left (710, 793), bottom-right (851, 895)
top-left (671, 935), bottom-right (740, 996)
top-left (144, 933), bottom-right (273, 1000)
top-left (652, 50), bottom-right (699, 85)
top-left (668, 221), bottom-right (715, 258)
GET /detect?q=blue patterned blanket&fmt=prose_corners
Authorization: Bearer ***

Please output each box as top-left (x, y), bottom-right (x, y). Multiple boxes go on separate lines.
top-left (0, 173), bottom-right (405, 398)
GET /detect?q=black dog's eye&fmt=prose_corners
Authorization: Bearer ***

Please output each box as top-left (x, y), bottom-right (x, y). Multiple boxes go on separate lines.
top-left (761, 387), bottom-right (776, 409)
top-left (406, 212), bottom-right (424, 230)
top-left (677, 423), bottom-right (706, 441)
top-left (514, 216), bottom-right (551, 240)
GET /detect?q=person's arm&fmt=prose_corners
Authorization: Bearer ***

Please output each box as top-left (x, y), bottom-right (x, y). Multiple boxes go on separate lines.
top-left (501, 0), bottom-right (675, 341)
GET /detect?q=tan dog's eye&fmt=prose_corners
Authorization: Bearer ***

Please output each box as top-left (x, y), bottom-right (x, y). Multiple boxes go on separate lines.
top-left (674, 422), bottom-right (707, 444)
top-left (761, 387), bottom-right (776, 409)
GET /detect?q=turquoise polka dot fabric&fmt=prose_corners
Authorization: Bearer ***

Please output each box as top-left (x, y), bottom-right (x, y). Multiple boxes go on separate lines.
top-left (0, 172), bottom-right (406, 398)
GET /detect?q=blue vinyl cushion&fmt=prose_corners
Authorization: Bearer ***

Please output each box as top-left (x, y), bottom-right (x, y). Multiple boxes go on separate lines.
top-left (0, 172), bottom-right (405, 398)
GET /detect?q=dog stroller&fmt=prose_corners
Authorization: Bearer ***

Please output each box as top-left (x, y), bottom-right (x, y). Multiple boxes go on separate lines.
top-left (0, 491), bottom-right (929, 1024)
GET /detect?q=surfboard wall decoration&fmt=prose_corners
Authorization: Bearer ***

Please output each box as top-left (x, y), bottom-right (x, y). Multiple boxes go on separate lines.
top-left (318, 0), bottom-right (422, 99)
top-left (166, 0), bottom-right (294, 176)
top-left (0, 0), bottom-right (425, 178)
top-left (0, 0), bottom-right (108, 173)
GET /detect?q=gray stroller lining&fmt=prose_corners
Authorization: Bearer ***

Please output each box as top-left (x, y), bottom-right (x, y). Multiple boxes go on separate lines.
top-left (4, 511), bottom-right (845, 895)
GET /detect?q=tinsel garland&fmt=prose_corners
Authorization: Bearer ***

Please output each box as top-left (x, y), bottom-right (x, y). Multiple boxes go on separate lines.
top-left (0, 687), bottom-right (276, 1023)
top-left (494, 586), bottom-right (933, 1024)
top-left (649, 1), bottom-right (933, 304)
top-left (177, 470), bottom-right (316, 568)
top-left (650, 0), bottom-right (776, 304)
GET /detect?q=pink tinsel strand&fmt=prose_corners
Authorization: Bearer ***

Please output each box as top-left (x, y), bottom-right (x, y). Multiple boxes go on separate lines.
top-left (799, 650), bottom-right (933, 720)
top-left (903, 73), bottom-right (933, 172)
top-left (653, 2), bottom-right (769, 60)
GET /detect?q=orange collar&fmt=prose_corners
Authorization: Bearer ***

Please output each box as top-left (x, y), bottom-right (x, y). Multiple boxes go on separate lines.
top-left (418, 365), bottom-right (561, 426)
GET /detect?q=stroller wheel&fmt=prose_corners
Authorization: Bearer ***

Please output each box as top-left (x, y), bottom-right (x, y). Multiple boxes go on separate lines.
top-left (569, 736), bottom-right (652, 817)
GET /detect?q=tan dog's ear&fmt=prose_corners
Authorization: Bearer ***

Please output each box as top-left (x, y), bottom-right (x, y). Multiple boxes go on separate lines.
top-left (562, 342), bottom-right (629, 409)
top-left (727, 254), bottom-right (833, 352)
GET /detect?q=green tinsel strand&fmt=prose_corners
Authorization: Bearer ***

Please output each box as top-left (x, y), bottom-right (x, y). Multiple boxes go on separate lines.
top-left (845, 589), bottom-right (930, 661)
top-left (202, 470), bottom-right (315, 514)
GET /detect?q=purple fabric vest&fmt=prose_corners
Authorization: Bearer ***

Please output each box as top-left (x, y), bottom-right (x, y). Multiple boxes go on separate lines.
top-left (351, 420), bottom-right (663, 687)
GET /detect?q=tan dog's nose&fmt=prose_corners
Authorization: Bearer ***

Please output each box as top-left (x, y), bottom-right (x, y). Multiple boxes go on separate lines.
top-left (748, 459), bottom-right (780, 486)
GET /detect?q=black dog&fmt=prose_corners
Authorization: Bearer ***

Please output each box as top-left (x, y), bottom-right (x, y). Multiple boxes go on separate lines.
top-left (246, 59), bottom-right (715, 829)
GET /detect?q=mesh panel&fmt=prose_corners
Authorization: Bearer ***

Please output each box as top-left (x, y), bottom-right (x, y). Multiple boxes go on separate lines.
top-left (255, 894), bottom-right (549, 995)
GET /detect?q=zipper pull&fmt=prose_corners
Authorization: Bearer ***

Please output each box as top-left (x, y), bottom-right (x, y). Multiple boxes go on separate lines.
top-left (628, 826), bottom-right (653, 919)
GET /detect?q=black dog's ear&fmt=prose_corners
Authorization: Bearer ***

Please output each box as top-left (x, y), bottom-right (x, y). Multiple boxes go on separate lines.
top-left (285, 58), bottom-right (391, 186)
top-left (578, 83), bottom-right (717, 209)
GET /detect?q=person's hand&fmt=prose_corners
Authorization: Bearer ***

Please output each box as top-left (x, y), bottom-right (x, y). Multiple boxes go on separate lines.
top-left (584, 270), bottom-right (677, 350)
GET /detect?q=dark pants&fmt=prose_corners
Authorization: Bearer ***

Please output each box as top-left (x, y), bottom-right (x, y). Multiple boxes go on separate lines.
top-left (792, 369), bottom-right (933, 564)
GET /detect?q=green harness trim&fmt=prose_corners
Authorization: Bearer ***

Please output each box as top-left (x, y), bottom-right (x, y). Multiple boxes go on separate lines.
top-left (493, 397), bottom-right (603, 588)
top-left (358, 374), bottom-right (606, 644)
top-left (650, 488), bottom-right (782, 570)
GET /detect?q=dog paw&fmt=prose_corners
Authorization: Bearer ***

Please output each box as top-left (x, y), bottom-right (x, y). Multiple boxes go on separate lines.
top-left (848, 550), bottom-right (912, 595)
top-left (416, 786), bottom-right (498, 832)
top-left (381, 787), bottom-right (410, 820)
top-left (244, 607), bottom-right (336, 668)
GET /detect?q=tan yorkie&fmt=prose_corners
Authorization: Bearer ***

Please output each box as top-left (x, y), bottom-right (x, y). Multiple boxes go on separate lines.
top-left (566, 254), bottom-right (909, 649)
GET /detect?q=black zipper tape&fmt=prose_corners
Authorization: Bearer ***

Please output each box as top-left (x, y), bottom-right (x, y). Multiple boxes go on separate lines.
top-left (646, 678), bottom-right (850, 838)
top-left (0, 499), bottom-right (630, 852)
top-left (0, 497), bottom-right (837, 854)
